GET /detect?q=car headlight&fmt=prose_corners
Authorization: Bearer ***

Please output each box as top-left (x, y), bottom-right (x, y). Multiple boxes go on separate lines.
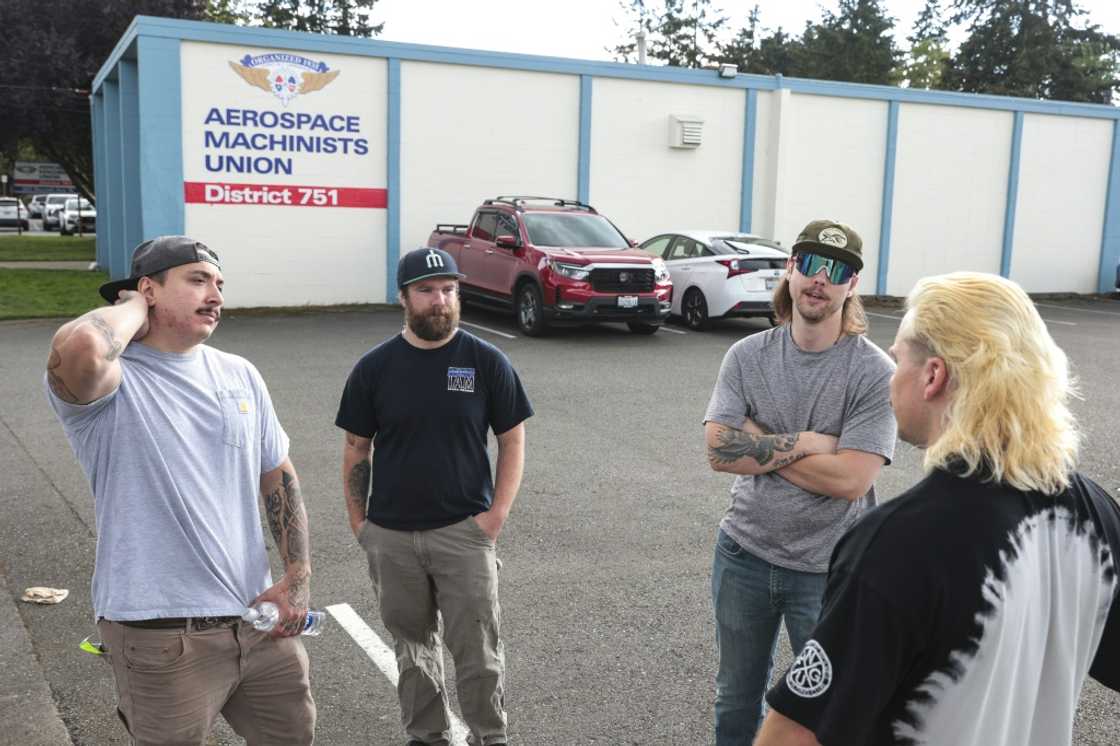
top-left (653, 258), bottom-right (671, 284)
top-left (550, 261), bottom-right (590, 281)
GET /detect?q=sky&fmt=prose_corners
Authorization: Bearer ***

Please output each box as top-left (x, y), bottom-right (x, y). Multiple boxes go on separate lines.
top-left (374, 0), bottom-right (1120, 63)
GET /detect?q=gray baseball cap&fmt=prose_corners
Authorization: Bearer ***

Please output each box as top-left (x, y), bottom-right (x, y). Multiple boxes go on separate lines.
top-left (99, 236), bottom-right (221, 302)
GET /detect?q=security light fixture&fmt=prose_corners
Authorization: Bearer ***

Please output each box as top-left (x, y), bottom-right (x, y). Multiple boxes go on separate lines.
top-left (718, 64), bottom-right (738, 79)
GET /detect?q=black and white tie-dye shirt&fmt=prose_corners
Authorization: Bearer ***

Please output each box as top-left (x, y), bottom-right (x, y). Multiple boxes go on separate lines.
top-left (766, 467), bottom-right (1120, 746)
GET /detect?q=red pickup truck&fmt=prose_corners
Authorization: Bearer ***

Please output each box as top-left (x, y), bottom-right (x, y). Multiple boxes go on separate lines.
top-left (428, 196), bottom-right (673, 336)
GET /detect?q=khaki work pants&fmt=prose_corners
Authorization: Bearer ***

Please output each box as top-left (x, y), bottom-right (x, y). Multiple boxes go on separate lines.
top-left (359, 517), bottom-right (506, 746)
top-left (98, 619), bottom-right (316, 745)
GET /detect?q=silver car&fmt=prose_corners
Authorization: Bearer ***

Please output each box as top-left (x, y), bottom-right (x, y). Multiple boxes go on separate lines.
top-left (43, 193), bottom-right (78, 231)
top-left (0, 198), bottom-right (31, 230)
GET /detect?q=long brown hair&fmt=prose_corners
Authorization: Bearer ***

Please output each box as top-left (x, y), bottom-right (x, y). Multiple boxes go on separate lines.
top-left (770, 274), bottom-right (868, 335)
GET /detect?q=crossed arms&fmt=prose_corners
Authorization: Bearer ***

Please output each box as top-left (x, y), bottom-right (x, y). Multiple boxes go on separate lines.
top-left (705, 418), bottom-right (885, 502)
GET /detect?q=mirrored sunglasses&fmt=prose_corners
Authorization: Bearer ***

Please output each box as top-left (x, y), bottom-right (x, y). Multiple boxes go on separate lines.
top-left (794, 252), bottom-right (856, 284)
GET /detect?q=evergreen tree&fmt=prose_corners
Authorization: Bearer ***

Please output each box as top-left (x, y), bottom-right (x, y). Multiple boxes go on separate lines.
top-left (715, 6), bottom-right (808, 76)
top-left (946, 0), bottom-right (1119, 103)
top-left (902, 0), bottom-right (951, 89)
top-left (257, 0), bottom-right (383, 37)
top-left (611, 0), bottom-right (726, 68)
top-left (799, 0), bottom-right (901, 85)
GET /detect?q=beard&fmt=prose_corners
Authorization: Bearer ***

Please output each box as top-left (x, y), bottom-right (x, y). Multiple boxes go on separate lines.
top-left (406, 302), bottom-right (459, 341)
top-left (794, 288), bottom-right (844, 322)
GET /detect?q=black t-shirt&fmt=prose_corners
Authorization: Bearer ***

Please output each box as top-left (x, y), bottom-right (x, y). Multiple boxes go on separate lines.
top-left (335, 330), bottom-right (533, 531)
top-left (767, 467), bottom-right (1120, 746)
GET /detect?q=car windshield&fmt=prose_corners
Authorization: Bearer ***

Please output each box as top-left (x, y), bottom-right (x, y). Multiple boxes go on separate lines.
top-left (521, 213), bottom-right (629, 248)
top-left (716, 237), bottom-right (786, 255)
top-left (65, 198), bottom-right (92, 210)
top-left (48, 195), bottom-right (74, 205)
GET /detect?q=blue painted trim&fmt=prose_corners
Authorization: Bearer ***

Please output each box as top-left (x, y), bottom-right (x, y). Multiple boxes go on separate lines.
top-left (103, 79), bottom-right (126, 280)
top-left (740, 88), bottom-right (758, 233)
top-left (1000, 112), bottom-right (1024, 279)
top-left (578, 75), bottom-right (592, 204)
top-left (386, 58), bottom-right (401, 301)
top-left (119, 60), bottom-right (143, 252)
top-left (90, 93), bottom-right (108, 269)
top-left (876, 101), bottom-right (899, 295)
top-left (91, 16), bottom-right (1120, 121)
top-left (136, 36), bottom-right (184, 239)
top-left (1099, 120), bottom-right (1120, 294)
top-left (92, 16), bottom-right (140, 91)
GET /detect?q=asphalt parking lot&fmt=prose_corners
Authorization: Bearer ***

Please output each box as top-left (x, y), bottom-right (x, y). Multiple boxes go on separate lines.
top-left (2, 296), bottom-right (1119, 745)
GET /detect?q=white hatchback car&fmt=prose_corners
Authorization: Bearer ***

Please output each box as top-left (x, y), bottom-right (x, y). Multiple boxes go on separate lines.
top-left (639, 231), bottom-right (789, 330)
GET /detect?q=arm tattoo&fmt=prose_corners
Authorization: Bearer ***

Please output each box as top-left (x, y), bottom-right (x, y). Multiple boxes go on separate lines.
top-left (347, 460), bottom-right (371, 516)
top-left (708, 427), bottom-right (800, 468)
top-left (46, 348), bottom-right (80, 403)
top-left (86, 315), bottom-right (123, 361)
top-left (264, 469), bottom-right (310, 606)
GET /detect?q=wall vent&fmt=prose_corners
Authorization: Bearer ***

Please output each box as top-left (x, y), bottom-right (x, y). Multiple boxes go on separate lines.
top-left (669, 115), bottom-right (704, 148)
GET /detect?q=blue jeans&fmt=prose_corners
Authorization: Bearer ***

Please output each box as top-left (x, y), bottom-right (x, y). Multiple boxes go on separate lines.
top-left (711, 529), bottom-right (827, 745)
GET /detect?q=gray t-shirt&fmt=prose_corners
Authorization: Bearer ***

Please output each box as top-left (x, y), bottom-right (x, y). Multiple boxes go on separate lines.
top-left (704, 325), bottom-right (897, 572)
top-left (45, 341), bottom-right (289, 621)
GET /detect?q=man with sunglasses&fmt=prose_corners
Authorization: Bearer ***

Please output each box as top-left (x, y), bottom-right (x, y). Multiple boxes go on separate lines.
top-left (703, 219), bottom-right (897, 745)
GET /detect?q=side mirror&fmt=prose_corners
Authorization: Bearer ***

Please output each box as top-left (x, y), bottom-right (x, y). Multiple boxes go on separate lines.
top-left (496, 234), bottom-right (520, 249)
top-left (628, 239), bottom-right (638, 248)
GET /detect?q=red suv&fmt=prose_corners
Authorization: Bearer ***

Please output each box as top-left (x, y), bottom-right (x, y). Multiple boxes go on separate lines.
top-left (429, 196), bottom-right (673, 336)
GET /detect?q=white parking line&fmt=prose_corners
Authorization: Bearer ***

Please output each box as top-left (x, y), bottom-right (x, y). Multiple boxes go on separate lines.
top-left (658, 326), bottom-right (687, 335)
top-left (866, 312), bottom-right (904, 321)
top-left (1034, 302), bottom-right (1120, 318)
top-left (327, 603), bottom-right (470, 745)
top-left (1040, 318), bottom-right (1077, 326)
top-left (459, 321), bottom-right (517, 339)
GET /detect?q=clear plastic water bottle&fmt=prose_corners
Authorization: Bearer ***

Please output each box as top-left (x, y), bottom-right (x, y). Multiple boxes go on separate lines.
top-left (242, 601), bottom-right (325, 637)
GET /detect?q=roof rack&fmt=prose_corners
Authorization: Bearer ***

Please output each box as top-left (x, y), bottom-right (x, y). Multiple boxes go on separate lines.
top-left (483, 196), bottom-right (596, 213)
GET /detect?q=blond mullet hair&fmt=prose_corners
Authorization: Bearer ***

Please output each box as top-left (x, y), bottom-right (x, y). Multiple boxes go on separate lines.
top-left (904, 272), bottom-right (1079, 494)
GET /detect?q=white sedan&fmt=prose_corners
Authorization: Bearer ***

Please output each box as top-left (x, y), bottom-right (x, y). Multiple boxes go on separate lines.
top-left (639, 231), bottom-right (789, 330)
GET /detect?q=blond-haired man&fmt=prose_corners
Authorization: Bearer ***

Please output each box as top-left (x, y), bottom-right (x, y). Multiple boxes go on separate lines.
top-left (759, 272), bottom-right (1120, 746)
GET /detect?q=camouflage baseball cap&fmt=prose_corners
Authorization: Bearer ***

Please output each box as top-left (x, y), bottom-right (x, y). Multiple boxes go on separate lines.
top-left (791, 219), bottom-right (863, 272)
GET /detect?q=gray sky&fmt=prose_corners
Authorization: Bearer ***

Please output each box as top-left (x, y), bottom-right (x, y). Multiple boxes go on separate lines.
top-left (375, 0), bottom-right (1120, 63)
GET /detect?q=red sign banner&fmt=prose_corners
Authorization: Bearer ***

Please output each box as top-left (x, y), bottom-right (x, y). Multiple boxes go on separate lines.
top-left (184, 181), bottom-right (387, 208)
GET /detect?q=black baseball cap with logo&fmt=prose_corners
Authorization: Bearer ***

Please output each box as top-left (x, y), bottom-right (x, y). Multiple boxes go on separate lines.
top-left (791, 219), bottom-right (864, 272)
top-left (99, 236), bottom-right (222, 302)
top-left (397, 247), bottom-right (467, 289)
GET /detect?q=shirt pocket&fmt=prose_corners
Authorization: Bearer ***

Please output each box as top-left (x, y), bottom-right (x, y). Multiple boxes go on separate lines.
top-left (216, 388), bottom-right (253, 448)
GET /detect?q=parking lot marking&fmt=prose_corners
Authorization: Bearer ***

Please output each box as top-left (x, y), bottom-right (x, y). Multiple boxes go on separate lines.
top-left (460, 321), bottom-right (517, 340)
top-left (658, 326), bottom-right (687, 335)
top-left (1034, 302), bottom-right (1120, 318)
top-left (1040, 318), bottom-right (1077, 326)
top-left (866, 312), bottom-right (904, 321)
top-left (327, 603), bottom-right (470, 745)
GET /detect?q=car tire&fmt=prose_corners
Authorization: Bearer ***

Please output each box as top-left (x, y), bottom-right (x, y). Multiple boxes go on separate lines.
top-left (515, 283), bottom-right (548, 337)
top-left (60, 223), bottom-right (70, 236)
top-left (682, 288), bottom-right (710, 331)
top-left (627, 322), bottom-right (660, 335)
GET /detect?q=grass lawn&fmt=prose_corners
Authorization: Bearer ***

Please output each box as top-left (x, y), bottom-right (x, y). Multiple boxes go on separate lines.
top-left (0, 268), bottom-right (107, 320)
top-left (0, 235), bottom-right (96, 261)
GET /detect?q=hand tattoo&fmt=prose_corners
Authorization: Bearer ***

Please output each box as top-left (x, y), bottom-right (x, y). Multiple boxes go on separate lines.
top-left (708, 427), bottom-right (799, 467)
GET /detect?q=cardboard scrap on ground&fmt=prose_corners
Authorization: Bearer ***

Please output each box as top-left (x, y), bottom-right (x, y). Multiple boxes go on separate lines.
top-left (21, 587), bottom-right (69, 605)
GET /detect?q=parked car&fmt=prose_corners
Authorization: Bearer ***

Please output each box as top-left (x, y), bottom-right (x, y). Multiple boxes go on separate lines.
top-left (43, 192), bottom-right (78, 230)
top-left (28, 194), bottom-right (47, 219)
top-left (59, 197), bottom-right (96, 235)
top-left (429, 196), bottom-right (673, 336)
top-left (639, 230), bottom-right (789, 330)
top-left (0, 197), bottom-right (31, 230)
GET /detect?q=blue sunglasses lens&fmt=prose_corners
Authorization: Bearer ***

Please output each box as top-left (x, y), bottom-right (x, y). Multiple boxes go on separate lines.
top-left (795, 253), bottom-right (855, 284)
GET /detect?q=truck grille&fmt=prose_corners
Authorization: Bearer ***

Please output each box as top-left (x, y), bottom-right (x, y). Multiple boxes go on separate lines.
top-left (590, 267), bottom-right (654, 293)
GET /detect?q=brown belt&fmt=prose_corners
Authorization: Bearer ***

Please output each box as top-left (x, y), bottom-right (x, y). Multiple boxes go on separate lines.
top-left (116, 616), bottom-right (241, 631)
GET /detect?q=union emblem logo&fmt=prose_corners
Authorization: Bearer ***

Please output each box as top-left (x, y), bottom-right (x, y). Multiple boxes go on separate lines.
top-left (228, 52), bottom-right (340, 106)
top-left (787, 639), bottom-right (833, 698)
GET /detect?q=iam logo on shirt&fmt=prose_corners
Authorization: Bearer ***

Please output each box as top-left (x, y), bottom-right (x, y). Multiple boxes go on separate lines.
top-left (447, 367), bottom-right (476, 393)
top-left (228, 52), bottom-right (340, 106)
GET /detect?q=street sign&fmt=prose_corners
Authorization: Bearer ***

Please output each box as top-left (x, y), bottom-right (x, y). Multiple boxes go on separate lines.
top-left (12, 161), bottom-right (74, 194)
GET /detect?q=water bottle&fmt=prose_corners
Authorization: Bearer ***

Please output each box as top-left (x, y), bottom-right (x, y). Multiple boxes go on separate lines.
top-left (242, 601), bottom-right (325, 637)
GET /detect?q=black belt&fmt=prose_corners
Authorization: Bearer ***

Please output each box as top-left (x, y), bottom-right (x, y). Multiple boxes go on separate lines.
top-left (116, 616), bottom-right (241, 631)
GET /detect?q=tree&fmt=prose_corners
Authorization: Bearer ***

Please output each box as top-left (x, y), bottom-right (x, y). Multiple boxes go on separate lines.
top-left (902, 0), bottom-right (951, 89)
top-left (611, 0), bottom-right (726, 68)
top-left (799, 0), bottom-right (902, 85)
top-left (714, 6), bottom-right (809, 76)
top-left (257, 0), bottom-right (384, 37)
top-left (946, 0), bottom-right (1120, 103)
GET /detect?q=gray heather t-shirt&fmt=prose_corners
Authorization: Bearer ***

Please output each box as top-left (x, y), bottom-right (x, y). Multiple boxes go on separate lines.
top-left (45, 341), bottom-right (288, 621)
top-left (704, 325), bottom-right (897, 573)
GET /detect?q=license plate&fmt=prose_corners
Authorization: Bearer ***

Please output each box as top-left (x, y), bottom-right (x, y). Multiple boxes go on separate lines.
top-left (617, 295), bottom-right (638, 308)
top-left (765, 278), bottom-right (778, 290)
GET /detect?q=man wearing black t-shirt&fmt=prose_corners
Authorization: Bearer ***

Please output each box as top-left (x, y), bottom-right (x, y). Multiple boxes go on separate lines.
top-left (758, 272), bottom-right (1120, 746)
top-left (336, 247), bottom-right (532, 746)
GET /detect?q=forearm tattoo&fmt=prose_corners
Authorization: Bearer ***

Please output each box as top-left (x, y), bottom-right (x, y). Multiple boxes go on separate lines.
top-left (264, 469), bottom-right (310, 607)
top-left (87, 314), bottom-right (123, 361)
top-left (46, 348), bottom-right (79, 403)
top-left (347, 460), bottom-right (371, 517)
top-left (708, 427), bottom-right (800, 468)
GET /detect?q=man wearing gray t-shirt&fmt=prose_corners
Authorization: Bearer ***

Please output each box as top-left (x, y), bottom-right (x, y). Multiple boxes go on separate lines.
top-left (703, 219), bottom-right (896, 745)
top-left (45, 236), bottom-right (315, 745)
